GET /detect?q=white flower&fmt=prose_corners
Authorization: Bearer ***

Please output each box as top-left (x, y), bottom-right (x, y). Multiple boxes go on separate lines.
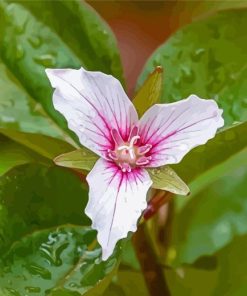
top-left (46, 67), bottom-right (224, 260)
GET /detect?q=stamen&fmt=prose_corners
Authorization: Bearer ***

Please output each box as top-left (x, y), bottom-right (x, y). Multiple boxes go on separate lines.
top-left (128, 125), bottom-right (139, 142)
top-left (129, 148), bottom-right (135, 160)
top-left (111, 128), bottom-right (124, 147)
top-left (109, 126), bottom-right (152, 170)
top-left (129, 135), bottom-right (140, 147)
top-left (117, 145), bottom-right (129, 151)
top-left (138, 144), bottom-right (152, 155)
top-left (136, 156), bottom-right (151, 166)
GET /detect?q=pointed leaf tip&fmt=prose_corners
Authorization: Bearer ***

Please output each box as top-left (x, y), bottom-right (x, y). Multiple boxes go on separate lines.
top-left (133, 66), bottom-right (163, 116)
top-left (148, 166), bottom-right (190, 196)
top-left (155, 65), bottom-right (163, 73)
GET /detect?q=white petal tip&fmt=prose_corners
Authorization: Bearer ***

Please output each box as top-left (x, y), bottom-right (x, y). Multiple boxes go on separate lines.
top-left (45, 68), bottom-right (57, 87)
top-left (101, 249), bottom-right (111, 261)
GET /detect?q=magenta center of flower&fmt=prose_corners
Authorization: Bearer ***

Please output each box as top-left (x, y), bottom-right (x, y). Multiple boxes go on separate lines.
top-left (107, 126), bottom-right (152, 172)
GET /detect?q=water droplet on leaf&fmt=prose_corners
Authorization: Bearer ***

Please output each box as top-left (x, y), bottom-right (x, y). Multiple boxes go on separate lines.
top-left (191, 48), bottom-right (205, 61)
top-left (180, 66), bottom-right (195, 83)
top-left (34, 54), bottom-right (56, 67)
top-left (16, 44), bottom-right (24, 60)
top-left (28, 36), bottom-right (42, 48)
top-left (25, 286), bottom-right (41, 293)
top-left (25, 263), bottom-right (51, 279)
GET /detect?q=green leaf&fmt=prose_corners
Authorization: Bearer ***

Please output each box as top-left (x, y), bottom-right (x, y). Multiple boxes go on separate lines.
top-left (0, 164), bottom-right (90, 252)
top-left (133, 66), bottom-right (163, 116)
top-left (120, 239), bottom-right (140, 271)
top-left (0, 226), bottom-right (121, 295)
top-left (0, 134), bottom-right (48, 176)
top-left (103, 270), bottom-right (148, 296)
top-left (137, 9), bottom-right (247, 127)
top-left (174, 121), bottom-right (247, 184)
top-left (0, 128), bottom-right (74, 160)
top-left (169, 148), bottom-right (247, 265)
top-left (165, 235), bottom-right (247, 296)
top-left (0, 61), bottom-right (63, 139)
top-left (54, 149), bottom-right (99, 172)
top-left (0, 164), bottom-right (121, 294)
top-left (148, 166), bottom-right (190, 196)
top-left (0, 0), bottom-right (123, 142)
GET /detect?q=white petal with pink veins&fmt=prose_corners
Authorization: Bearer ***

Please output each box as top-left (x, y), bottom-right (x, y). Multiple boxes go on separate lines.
top-left (139, 95), bottom-right (224, 167)
top-left (85, 158), bottom-right (152, 260)
top-left (46, 67), bottom-right (138, 158)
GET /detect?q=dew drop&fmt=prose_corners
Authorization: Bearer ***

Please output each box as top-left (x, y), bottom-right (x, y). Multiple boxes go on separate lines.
top-left (180, 65), bottom-right (195, 83)
top-left (15, 44), bottom-right (25, 60)
top-left (191, 48), bottom-right (205, 62)
top-left (152, 168), bottom-right (161, 175)
top-left (28, 35), bottom-right (42, 48)
top-left (34, 54), bottom-right (56, 67)
top-left (40, 231), bottom-right (69, 266)
top-left (25, 286), bottom-right (41, 293)
top-left (4, 287), bottom-right (21, 296)
top-left (174, 76), bottom-right (181, 87)
top-left (26, 263), bottom-right (51, 279)
top-left (69, 282), bottom-right (80, 288)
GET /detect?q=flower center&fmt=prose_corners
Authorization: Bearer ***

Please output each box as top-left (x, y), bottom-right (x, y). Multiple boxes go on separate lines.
top-left (107, 126), bottom-right (152, 172)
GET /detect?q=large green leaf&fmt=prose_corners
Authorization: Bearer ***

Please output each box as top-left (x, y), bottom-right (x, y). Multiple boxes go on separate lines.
top-left (169, 148), bottom-right (247, 265)
top-left (0, 129), bottom-right (74, 160)
top-left (0, 226), bottom-right (121, 295)
top-left (103, 270), bottom-right (148, 296)
top-left (0, 164), bottom-right (121, 294)
top-left (137, 9), bottom-right (247, 127)
top-left (165, 235), bottom-right (247, 296)
top-left (0, 0), bottom-right (123, 142)
top-left (0, 134), bottom-right (48, 176)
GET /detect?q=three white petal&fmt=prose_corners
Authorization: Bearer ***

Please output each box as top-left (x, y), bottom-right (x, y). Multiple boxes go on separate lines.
top-left (46, 67), bottom-right (224, 260)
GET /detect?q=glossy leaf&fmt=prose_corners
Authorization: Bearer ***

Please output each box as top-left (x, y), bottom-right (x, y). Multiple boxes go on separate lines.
top-left (0, 0), bottom-right (123, 142)
top-left (0, 226), bottom-right (121, 295)
top-left (0, 128), bottom-right (74, 160)
top-left (0, 164), bottom-right (121, 294)
top-left (137, 9), bottom-right (247, 127)
top-left (0, 61), bottom-right (63, 138)
top-left (133, 66), bottom-right (163, 116)
top-left (169, 148), bottom-right (247, 265)
top-left (103, 270), bottom-right (148, 296)
top-left (148, 166), bottom-right (190, 196)
top-left (54, 149), bottom-right (99, 172)
top-left (165, 235), bottom-right (247, 296)
top-left (0, 134), bottom-right (48, 176)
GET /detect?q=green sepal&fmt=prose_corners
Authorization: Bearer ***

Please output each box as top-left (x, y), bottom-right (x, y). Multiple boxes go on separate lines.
top-left (54, 149), bottom-right (99, 171)
top-left (133, 66), bottom-right (163, 117)
top-left (148, 166), bottom-right (190, 196)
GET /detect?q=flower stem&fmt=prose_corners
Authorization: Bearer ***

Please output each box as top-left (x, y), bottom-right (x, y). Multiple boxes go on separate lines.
top-left (132, 223), bottom-right (171, 296)
top-left (143, 190), bottom-right (173, 220)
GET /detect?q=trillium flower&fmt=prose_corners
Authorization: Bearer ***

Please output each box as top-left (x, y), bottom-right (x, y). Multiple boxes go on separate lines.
top-left (46, 67), bottom-right (224, 260)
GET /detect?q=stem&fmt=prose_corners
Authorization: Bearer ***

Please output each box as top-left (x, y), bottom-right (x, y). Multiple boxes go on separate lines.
top-left (143, 190), bottom-right (173, 220)
top-left (132, 223), bottom-right (171, 296)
